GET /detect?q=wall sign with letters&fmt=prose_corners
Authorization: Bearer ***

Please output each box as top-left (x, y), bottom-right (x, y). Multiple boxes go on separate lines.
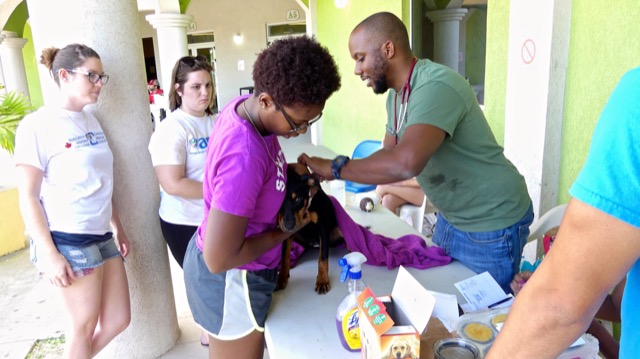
top-left (287, 10), bottom-right (299, 21)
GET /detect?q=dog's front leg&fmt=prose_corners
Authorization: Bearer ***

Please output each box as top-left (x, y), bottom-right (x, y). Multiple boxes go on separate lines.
top-left (276, 237), bottom-right (292, 291)
top-left (315, 227), bottom-right (331, 294)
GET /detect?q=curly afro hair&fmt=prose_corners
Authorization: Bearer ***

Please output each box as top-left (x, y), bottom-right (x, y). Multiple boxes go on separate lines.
top-left (253, 36), bottom-right (341, 108)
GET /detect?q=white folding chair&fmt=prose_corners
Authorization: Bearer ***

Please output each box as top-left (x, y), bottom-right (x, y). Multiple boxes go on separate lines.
top-left (522, 203), bottom-right (568, 264)
top-left (398, 195), bottom-right (438, 234)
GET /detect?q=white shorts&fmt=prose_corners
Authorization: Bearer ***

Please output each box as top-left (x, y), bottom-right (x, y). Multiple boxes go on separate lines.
top-left (183, 235), bottom-right (278, 340)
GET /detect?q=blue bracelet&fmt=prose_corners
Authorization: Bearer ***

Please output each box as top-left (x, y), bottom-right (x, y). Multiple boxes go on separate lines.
top-left (331, 155), bottom-right (350, 179)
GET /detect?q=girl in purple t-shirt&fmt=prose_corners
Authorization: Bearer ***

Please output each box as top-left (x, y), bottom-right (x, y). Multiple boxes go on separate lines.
top-left (183, 36), bottom-right (341, 358)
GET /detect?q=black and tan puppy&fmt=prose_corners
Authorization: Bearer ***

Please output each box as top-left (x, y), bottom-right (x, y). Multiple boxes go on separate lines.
top-left (277, 163), bottom-right (344, 294)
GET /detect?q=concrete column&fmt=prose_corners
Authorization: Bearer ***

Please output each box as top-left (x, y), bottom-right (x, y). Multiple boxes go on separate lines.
top-left (145, 13), bottom-right (192, 92)
top-left (457, 9), bottom-right (475, 78)
top-left (425, 8), bottom-right (467, 72)
top-left (26, 0), bottom-right (179, 357)
top-left (0, 31), bottom-right (29, 98)
top-left (0, 33), bottom-right (6, 95)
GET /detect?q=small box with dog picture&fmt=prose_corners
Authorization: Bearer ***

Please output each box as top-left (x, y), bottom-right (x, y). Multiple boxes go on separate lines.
top-left (357, 266), bottom-right (437, 359)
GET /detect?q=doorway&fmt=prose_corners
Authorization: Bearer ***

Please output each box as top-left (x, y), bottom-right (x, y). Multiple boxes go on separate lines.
top-left (188, 33), bottom-right (219, 112)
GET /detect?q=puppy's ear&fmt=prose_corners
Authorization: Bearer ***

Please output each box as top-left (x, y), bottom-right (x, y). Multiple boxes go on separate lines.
top-left (410, 343), bottom-right (419, 359)
top-left (385, 343), bottom-right (393, 359)
top-left (306, 177), bottom-right (317, 188)
top-left (300, 175), bottom-right (319, 198)
top-left (308, 184), bottom-right (319, 198)
top-left (300, 174), bottom-right (318, 187)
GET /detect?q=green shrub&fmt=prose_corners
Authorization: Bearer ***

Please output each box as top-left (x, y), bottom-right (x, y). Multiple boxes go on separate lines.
top-left (0, 91), bottom-right (32, 155)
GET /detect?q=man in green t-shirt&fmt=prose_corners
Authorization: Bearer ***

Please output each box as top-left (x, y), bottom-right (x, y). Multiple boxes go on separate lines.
top-left (299, 12), bottom-right (533, 292)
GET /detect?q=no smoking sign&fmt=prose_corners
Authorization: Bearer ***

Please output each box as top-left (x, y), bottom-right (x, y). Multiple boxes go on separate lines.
top-left (521, 39), bottom-right (536, 64)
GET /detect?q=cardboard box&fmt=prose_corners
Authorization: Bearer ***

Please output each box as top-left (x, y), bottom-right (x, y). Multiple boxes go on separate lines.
top-left (357, 266), bottom-right (439, 359)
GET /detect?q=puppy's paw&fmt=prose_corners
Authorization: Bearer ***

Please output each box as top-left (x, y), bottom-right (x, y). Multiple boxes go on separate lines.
top-left (275, 279), bottom-right (288, 291)
top-left (315, 279), bottom-right (331, 294)
top-left (275, 273), bottom-right (289, 291)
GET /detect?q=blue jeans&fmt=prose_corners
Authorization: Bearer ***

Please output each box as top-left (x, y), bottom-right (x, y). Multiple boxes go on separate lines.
top-left (432, 204), bottom-right (534, 293)
top-left (31, 237), bottom-right (121, 277)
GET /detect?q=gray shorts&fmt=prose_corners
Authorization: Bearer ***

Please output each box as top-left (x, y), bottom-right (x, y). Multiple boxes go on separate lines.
top-left (30, 237), bottom-right (121, 276)
top-left (183, 235), bottom-right (277, 340)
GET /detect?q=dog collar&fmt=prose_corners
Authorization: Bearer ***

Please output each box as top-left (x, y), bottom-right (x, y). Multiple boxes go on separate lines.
top-left (331, 155), bottom-right (350, 180)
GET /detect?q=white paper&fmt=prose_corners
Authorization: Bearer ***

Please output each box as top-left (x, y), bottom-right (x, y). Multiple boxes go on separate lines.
top-left (454, 272), bottom-right (509, 311)
top-left (392, 267), bottom-right (435, 333)
top-left (427, 290), bottom-right (459, 332)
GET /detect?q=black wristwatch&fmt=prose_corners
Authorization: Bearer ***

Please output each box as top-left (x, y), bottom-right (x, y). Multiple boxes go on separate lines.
top-left (331, 155), bottom-right (350, 180)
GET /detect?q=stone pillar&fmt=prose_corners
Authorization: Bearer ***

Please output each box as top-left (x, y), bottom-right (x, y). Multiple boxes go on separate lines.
top-left (0, 31), bottom-right (29, 98)
top-left (457, 9), bottom-right (475, 78)
top-left (26, 0), bottom-right (179, 357)
top-left (145, 13), bottom-right (192, 92)
top-left (0, 33), bottom-right (6, 95)
top-left (425, 8), bottom-right (467, 72)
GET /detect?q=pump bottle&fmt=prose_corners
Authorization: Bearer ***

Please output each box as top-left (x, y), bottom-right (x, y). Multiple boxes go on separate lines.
top-left (336, 252), bottom-right (367, 351)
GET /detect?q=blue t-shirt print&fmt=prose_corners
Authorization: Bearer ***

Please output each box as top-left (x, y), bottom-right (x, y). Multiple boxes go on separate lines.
top-left (188, 136), bottom-right (209, 154)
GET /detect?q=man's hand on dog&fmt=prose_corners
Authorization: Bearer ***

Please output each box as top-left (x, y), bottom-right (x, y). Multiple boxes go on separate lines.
top-left (279, 209), bottom-right (312, 233)
top-left (298, 153), bottom-right (333, 181)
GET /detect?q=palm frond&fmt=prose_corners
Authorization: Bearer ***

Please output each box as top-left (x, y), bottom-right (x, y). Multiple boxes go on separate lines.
top-left (0, 91), bottom-right (33, 155)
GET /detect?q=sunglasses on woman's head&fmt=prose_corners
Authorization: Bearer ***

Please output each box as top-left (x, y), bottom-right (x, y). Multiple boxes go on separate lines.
top-left (178, 55), bottom-right (209, 68)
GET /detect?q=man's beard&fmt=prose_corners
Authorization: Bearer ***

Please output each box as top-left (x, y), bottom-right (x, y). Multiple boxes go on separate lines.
top-left (372, 76), bottom-right (388, 94)
top-left (371, 53), bottom-right (389, 94)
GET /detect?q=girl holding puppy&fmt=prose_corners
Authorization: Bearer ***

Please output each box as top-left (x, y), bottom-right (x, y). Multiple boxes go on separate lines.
top-left (183, 36), bottom-right (341, 358)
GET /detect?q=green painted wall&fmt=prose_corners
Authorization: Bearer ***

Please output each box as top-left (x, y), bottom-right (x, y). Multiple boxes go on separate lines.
top-left (3, 1), bottom-right (28, 37)
top-left (3, 1), bottom-right (42, 108)
top-left (22, 22), bottom-right (43, 108)
top-left (484, 0), bottom-right (640, 204)
top-left (180, 0), bottom-right (190, 13)
top-left (316, 0), bottom-right (404, 156)
top-left (465, 9), bottom-right (486, 86)
top-left (434, 0), bottom-right (451, 9)
top-left (483, 0), bottom-right (510, 145)
top-left (557, 1), bottom-right (640, 202)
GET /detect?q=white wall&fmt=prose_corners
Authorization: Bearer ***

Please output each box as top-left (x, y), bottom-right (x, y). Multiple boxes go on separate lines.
top-left (186, 0), bottom-right (304, 109)
top-left (138, 10), bottom-right (157, 39)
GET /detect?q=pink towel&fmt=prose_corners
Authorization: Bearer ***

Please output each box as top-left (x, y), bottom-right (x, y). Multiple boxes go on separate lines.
top-left (289, 197), bottom-right (451, 269)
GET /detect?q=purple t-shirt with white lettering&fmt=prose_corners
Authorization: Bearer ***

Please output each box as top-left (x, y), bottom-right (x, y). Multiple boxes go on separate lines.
top-left (196, 95), bottom-right (287, 270)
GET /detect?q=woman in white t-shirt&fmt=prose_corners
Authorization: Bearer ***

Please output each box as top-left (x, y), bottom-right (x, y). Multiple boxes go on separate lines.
top-left (148, 55), bottom-right (215, 346)
top-left (14, 44), bottom-right (131, 358)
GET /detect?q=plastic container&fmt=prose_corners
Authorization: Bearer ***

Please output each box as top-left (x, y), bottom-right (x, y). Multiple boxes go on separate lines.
top-left (329, 180), bottom-right (346, 207)
top-left (336, 252), bottom-right (367, 351)
top-left (434, 338), bottom-right (481, 359)
top-left (452, 307), bottom-right (600, 359)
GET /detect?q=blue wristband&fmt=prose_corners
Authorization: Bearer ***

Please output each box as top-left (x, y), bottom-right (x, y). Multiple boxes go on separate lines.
top-left (331, 155), bottom-right (350, 179)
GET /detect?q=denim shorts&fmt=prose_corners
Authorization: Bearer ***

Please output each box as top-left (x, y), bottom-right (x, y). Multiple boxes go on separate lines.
top-left (183, 234), bottom-right (277, 340)
top-left (432, 203), bottom-right (534, 293)
top-left (30, 237), bottom-right (122, 276)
